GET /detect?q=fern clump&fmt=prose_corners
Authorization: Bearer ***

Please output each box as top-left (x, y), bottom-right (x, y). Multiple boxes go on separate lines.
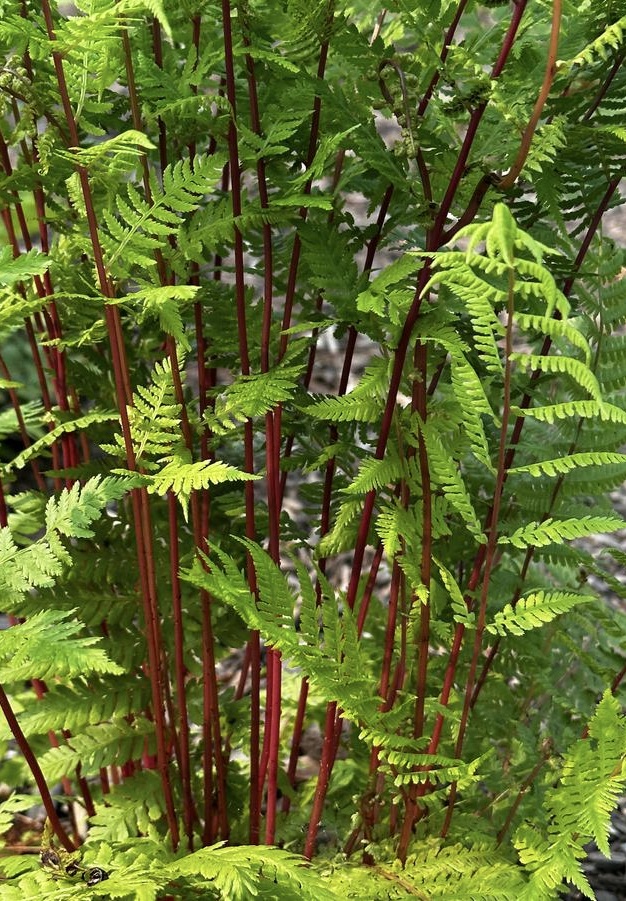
top-left (1, 0), bottom-right (626, 898)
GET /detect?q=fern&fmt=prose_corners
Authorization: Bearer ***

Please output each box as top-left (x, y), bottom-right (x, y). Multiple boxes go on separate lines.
top-left (0, 609), bottom-right (123, 682)
top-left (144, 449), bottom-right (259, 520)
top-left (562, 15), bottom-right (626, 70)
top-left (188, 543), bottom-right (377, 725)
top-left (101, 153), bottom-right (228, 276)
top-left (0, 678), bottom-right (149, 741)
top-left (515, 691), bottom-right (626, 899)
top-left (486, 590), bottom-right (596, 637)
top-left (1, 411), bottom-right (119, 475)
top-left (421, 421), bottom-right (485, 541)
top-left (509, 451), bottom-right (626, 479)
top-left (170, 844), bottom-right (337, 901)
top-left (2, 2), bottom-right (626, 897)
top-left (103, 356), bottom-right (182, 468)
top-left (39, 718), bottom-right (156, 783)
top-left (207, 362), bottom-right (305, 434)
top-left (501, 515), bottom-right (625, 549)
top-left (0, 476), bottom-right (132, 606)
top-left (0, 246), bottom-right (49, 288)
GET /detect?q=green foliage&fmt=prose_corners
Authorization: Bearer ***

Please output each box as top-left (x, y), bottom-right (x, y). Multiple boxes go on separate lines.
top-left (515, 691), bottom-right (626, 899)
top-left (0, 609), bottom-right (123, 682)
top-left (1, 1), bottom-right (626, 899)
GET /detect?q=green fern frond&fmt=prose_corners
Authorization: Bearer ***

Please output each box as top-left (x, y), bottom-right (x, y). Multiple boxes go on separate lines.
top-left (0, 678), bottom-right (149, 741)
top-left (515, 691), bottom-right (626, 899)
top-left (0, 401), bottom-right (43, 441)
top-left (0, 609), bottom-right (123, 683)
top-left (502, 514), bottom-right (625, 549)
top-left (101, 153), bottom-right (227, 275)
top-left (1, 411), bottom-right (118, 475)
top-left (103, 356), bottom-right (182, 466)
top-left (39, 717), bottom-right (156, 782)
top-left (317, 496), bottom-right (364, 555)
top-left (509, 352), bottom-right (602, 401)
top-left (58, 130), bottom-right (155, 169)
top-left (421, 422), bottom-right (485, 541)
top-left (514, 312), bottom-right (591, 364)
top-left (207, 363), bottom-right (305, 434)
top-left (305, 392), bottom-right (382, 423)
top-left (0, 527), bottom-right (65, 599)
top-left (189, 545), bottom-right (376, 724)
top-left (145, 450), bottom-right (259, 520)
top-left (562, 15), bottom-right (626, 69)
top-left (486, 590), bottom-right (596, 637)
top-left (87, 771), bottom-right (165, 843)
top-left (423, 266), bottom-right (505, 377)
top-left (342, 451), bottom-right (405, 495)
top-left (450, 355), bottom-right (496, 470)
top-left (170, 843), bottom-right (337, 901)
top-left (375, 500), bottom-right (422, 559)
top-left (0, 246), bottom-right (48, 288)
top-left (520, 116), bottom-right (568, 178)
top-left (356, 253), bottom-right (422, 317)
top-left (45, 476), bottom-right (132, 538)
top-left (434, 558), bottom-right (475, 627)
top-left (305, 355), bottom-right (390, 423)
top-left (509, 451), bottom-right (626, 478)
top-left (114, 284), bottom-right (200, 351)
top-left (511, 399), bottom-right (626, 425)
top-left (0, 476), bottom-right (133, 607)
top-left (334, 838), bottom-right (528, 900)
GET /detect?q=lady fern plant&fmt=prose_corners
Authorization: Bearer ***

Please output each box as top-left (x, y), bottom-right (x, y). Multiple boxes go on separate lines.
top-left (1, 0), bottom-right (626, 897)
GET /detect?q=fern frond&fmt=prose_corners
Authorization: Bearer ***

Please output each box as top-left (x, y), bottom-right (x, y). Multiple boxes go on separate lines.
top-left (317, 495), bottom-right (364, 556)
top-left (305, 355), bottom-right (390, 423)
top-left (375, 500), bottom-right (422, 559)
top-left (45, 476), bottom-right (131, 538)
top-left (101, 153), bottom-right (227, 276)
top-left (486, 590), bottom-right (596, 637)
top-left (0, 246), bottom-right (49, 288)
top-left (207, 363), bottom-right (305, 434)
top-left (514, 312), bottom-right (591, 364)
top-left (145, 450), bottom-right (259, 520)
top-left (103, 356), bottom-right (182, 466)
top-left (87, 771), bottom-right (166, 843)
top-left (356, 253), bottom-right (422, 317)
top-left (424, 266), bottom-right (505, 377)
top-left (0, 678), bottom-right (149, 740)
top-left (115, 284), bottom-right (200, 351)
top-left (334, 838), bottom-right (528, 900)
top-left (342, 451), bottom-right (405, 495)
top-left (434, 557), bottom-right (475, 628)
top-left (39, 717), bottom-right (156, 782)
top-left (0, 476), bottom-right (133, 607)
top-left (305, 392), bottom-right (382, 423)
top-left (170, 844), bottom-right (337, 901)
top-left (562, 15), bottom-right (626, 69)
top-left (515, 690), bottom-right (626, 899)
top-left (502, 514), bottom-right (625, 549)
top-left (1, 411), bottom-right (118, 475)
top-left (511, 399), bottom-right (626, 425)
top-left (510, 353), bottom-right (602, 401)
top-left (0, 609), bottom-right (123, 683)
top-left (189, 545), bottom-right (377, 724)
top-left (422, 422), bottom-right (486, 541)
top-left (450, 355), bottom-right (496, 471)
top-left (509, 451), bottom-right (626, 479)
top-left (0, 400), bottom-right (43, 441)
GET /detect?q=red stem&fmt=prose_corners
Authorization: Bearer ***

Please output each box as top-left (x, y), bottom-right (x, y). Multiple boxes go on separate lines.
top-left (0, 684), bottom-right (74, 852)
top-left (41, 0), bottom-right (179, 847)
